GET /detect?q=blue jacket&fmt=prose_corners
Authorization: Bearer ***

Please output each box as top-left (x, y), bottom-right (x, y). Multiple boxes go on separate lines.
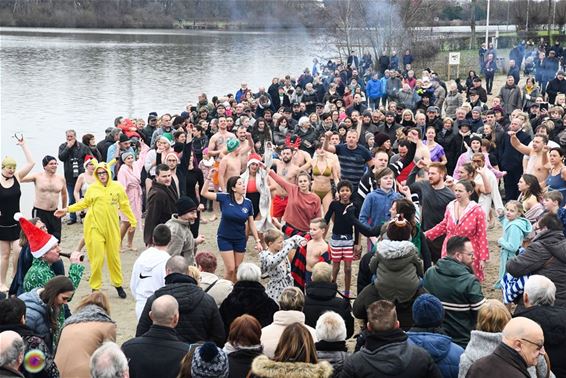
top-left (497, 216), bottom-right (532, 255)
top-left (18, 288), bottom-right (52, 350)
top-left (407, 331), bottom-right (463, 378)
top-left (359, 188), bottom-right (402, 228)
top-left (365, 78), bottom-right (384, 99)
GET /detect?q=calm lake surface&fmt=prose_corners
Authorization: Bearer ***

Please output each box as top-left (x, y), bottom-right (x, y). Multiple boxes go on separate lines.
top-left (0, 27), bottom-right (326, 211)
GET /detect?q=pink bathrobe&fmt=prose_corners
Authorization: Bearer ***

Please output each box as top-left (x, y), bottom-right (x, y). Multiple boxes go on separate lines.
top-left (117, 145), bottom-right (148, 226)
top-left (425, 200), bottom-right (489, 281)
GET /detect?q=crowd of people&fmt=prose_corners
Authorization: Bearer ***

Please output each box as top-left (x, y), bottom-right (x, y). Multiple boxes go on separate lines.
top-left (1, 43), bottom-right (566, 378)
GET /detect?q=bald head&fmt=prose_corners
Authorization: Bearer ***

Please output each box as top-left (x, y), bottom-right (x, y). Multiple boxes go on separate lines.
top-left (502, 317), bottom-right (545, 367)
top-left (0, 331), bottom-right (24, 369)
top-left (165, 256), bottom-right (188, 276)
top-left (149, 295), bottom-right (179, 327)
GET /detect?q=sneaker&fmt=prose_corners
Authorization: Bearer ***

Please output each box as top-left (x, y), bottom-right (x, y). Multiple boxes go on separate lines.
top-left (67, 219), bottom-right (77, 225)
top-left (116, 286), bottom-right (127, 299)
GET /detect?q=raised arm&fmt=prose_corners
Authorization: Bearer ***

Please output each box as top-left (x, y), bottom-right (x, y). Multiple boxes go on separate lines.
top-left (323, 131), bottom-right (336, 154)
top-left (15, 138), bottom-right (35, 181)
top-left (200, 170), bottom-right (218, 201)
top-left (268, 169), bottom-right (292, 192)
top-left (509, 131), bottom-right (531, 155)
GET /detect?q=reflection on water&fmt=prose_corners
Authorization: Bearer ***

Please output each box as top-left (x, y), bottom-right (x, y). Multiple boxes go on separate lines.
top-left (0, 28), bottom-right (326, 211)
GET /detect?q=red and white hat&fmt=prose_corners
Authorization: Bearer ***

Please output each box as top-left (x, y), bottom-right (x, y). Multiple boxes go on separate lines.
top-left (83, 155), bottom-right (97, 170)
top-left (14, 213), bottom-right (58, 258)
top-left (247, 153), bottom-right (262, 167)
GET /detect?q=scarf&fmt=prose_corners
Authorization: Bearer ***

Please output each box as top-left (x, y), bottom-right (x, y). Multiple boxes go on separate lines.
top-left (63, 304), bottom-right (114, 327)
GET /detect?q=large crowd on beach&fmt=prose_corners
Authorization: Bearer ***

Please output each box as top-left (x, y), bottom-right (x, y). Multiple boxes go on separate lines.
top-left (1, 41), bottom-right (566, 378)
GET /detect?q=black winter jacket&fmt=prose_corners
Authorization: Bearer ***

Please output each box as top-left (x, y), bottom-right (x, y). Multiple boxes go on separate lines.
top-left (143, 181), bottom-right (178, 245)
top-left (304, 282), bottom-right (354, 339)
top-left (506, 229), bottom-right (566, 308)
top-left (514, 304), bottom-right (566, 378)
top-left (219, 280), bottom-right (279, 334)
top-left (58, 141), bottom-right (90, 185)
top-left (135, 273), bottom-right (225, 346)
top-left (227, 348), bottom-right (263, 378)
top-left (316, 340), bottom-right (349, 378)
top-left (122, 325), bottom-right (190, 378)
top-left (340, 329), bottom-right (442, 378)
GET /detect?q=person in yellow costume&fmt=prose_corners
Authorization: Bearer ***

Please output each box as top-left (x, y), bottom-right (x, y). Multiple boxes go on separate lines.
top-left (55, 160), bottom-right (136, 298)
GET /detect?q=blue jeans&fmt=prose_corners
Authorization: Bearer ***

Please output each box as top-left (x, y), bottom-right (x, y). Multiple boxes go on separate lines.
top-left (66, 182), bottom-right (77, 221)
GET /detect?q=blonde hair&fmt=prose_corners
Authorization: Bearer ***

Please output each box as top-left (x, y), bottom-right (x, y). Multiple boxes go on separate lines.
top-left (476, 299), bottom-right (511, 332)
top-left (187, 265), bottom-right (201, 282)
top-left (312, 262), bottom-right (332, 282)
top-left (279, 287), bottom-right (304, 311)
top-left (264, 229), bottom-right (283, 246)
top-left (75, 291), bottom-right (111, 315)
top-left (505, 200), bottom-right (524, 216)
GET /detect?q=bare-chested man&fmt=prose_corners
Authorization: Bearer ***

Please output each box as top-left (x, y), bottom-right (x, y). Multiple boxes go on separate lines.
top-left (208, 117), bottom-right (236, 158)
top-left (218, 139), bottom-right (243, 191)
top-left (510, 132), bottom-right (549, 184)
top-left (21, 156), bottom-right (67, 240)
top-left (234, 125), bottom-right (256, 173)
top-left (269, 146), bottom-right (301, 228)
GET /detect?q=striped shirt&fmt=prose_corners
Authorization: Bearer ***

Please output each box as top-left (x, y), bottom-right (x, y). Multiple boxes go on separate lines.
top-left (335, 144), bottom-right (371, 190)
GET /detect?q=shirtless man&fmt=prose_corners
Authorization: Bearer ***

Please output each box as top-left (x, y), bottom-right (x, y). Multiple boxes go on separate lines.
top-left (234, 125), bottom-right (256, 173)
top-left (21, 156), bottom-right (67, 240)
top-left (305, 218), bottom-right (329, 285)
top-left (207, 117), bottom-right (236, 158)
top-left (510, 132), bottom-right (549, 184)
top-left (218, 138), bottom-right (243, 191)
top-left (269, 146), bottom-right (301, 228)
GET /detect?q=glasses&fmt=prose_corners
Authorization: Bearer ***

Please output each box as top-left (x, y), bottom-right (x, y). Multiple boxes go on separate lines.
top-left (96, 171), bottom-right (108, 176)
top-left (472, 160), bottom-right (483, 163)
top-left (521, 338), bottom-right (545, 351)
top-left (166, 159), bottom-right (178, 163)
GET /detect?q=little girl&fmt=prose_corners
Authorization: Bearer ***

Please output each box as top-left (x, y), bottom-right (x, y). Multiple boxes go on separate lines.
top-left (198, 148), bottom-right (216, 214)
top-left (496, 200), bottom-right (532, 288)
top-left (260, 229), bottom-right (305, 301)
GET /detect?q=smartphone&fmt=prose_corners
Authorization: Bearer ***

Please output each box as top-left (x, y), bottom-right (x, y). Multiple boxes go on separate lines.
top-left (190, 106), bottom-right (197, 112)
top-left (540, 102), bottom-right (548, 111)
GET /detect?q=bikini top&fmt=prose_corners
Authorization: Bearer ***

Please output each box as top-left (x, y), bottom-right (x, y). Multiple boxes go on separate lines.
top-left (313, 163), bottom-right (332, 177)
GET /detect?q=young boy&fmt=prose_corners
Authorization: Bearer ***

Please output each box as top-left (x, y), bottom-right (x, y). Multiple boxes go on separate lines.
top-left (305, 218), bottom-right (329, 285)
top-left (324, 181), bottom-right (355, 297)
top-left (541, 191), bottom-right (566, 236)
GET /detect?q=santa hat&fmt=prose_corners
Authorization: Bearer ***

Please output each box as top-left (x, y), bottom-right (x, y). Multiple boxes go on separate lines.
top-left (13, 213), bottom-right (58, 258)
top-left (83, 155), bottom-right (97, 170)
top-left (247, 153), bottom-right (262, 167)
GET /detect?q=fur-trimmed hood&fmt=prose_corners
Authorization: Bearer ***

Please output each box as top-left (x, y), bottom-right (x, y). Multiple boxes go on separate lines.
top-left (378, 240), bottom-right (417, 259)
top-left (250, 355), bottom-right (333, 378)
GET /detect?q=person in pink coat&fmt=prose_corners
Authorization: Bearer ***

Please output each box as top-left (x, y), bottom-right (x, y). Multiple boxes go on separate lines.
top-left (425, 180), bottom-right (489, 281)
top-left (117, 143), bottom-right (148, 251)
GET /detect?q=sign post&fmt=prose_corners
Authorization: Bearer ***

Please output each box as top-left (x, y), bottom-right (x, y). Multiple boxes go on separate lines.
top-left (447, 52), bottom-right (461, 80)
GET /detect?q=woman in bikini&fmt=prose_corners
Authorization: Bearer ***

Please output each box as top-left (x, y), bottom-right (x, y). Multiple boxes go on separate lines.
top-left (302, 141), bottom-right (340, 214)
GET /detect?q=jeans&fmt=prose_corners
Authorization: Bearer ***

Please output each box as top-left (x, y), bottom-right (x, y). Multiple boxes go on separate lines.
top-left (485, 74), bottom-right (494, 94)
top-left (66, 182), bottom-right (77, 221)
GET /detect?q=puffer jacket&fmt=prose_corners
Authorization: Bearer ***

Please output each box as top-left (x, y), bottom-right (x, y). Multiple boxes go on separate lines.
top-left (407, 328), bottom-right (463, 378)
top-left (316, 340), bottom-right (349, 378)
top-left (370, 240), bottom-right (424, 303)
top-left (249, 355), bottom-right (333, 378)
top-left (165, 214), bottom-right (196, 266)
top-left (365, 78), bottom-right (384, 100)
top-left (18, 289), bottom-right (52, 350)
top-left (304, 282), bottom-right (354, 339)
top-left (506, 229), bottom-right (566, 308)
top-left (220, 280), bottom-right (279, 334)
top-left (135, 272), bottom-right (225, 346)
top-left (444, 91), bottom-right (463, 119)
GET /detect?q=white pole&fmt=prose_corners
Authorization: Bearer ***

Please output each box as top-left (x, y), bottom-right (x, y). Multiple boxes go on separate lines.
top-left (485, 0), bottom-right (491, 46)
top-left (526, 0), bottom-right (530, 32)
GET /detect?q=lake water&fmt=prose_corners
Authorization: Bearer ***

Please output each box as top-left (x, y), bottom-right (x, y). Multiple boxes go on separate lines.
top-left (0, 27), bottom-right (326, 211)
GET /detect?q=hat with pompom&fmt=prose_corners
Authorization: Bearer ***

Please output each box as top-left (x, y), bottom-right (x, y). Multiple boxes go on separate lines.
top-left (191, 342), bottom-right (228, 378)
top-left (13, 213), bottom-right (58, 258)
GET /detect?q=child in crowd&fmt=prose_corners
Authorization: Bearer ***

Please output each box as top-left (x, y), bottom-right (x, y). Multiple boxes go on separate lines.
top-left (369, 215), bottom-right (424, 303)
top-left (259, 229), bottom-right (305, 302)
top-left (324, 180), bottom-right (356, 297)
top-left (198, 148), bottom-right (216, 214)
top-left (496, 200), bottom-right (532, 289)
top-left (541, 191), bottom-right (566, 237)
top-left (305, 218), bottom-right (329, 286)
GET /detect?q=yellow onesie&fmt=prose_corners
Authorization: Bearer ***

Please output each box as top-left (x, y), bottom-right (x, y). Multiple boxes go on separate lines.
top-left (68, 161), bottom-right (137, 290)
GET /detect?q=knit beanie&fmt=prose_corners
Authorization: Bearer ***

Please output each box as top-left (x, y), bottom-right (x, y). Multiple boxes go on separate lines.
top-left (412, 294), bottom-right (445, 328)
top-left (176, 196), bottom-right (197, 216)
top-left (386, 215), bottom-right (412, 241)
top-left (374, 133), bottom-right (391, 147)
top-left (191, 342), bottom-right (229, 378)
top-left (226, 138), bottom-right (240, 153)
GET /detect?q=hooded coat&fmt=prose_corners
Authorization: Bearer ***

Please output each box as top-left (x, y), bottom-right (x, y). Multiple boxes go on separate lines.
top-left (18, 289), bottom-right (52, 352)
top-left (136, 272), bottom-right (225, 346)
top-left (165, 214), bottom-right (196, 266)
top-left (407, 329), bottom-right (463, 378)
top-left (249, 355), bottom-right (333, 378)
top-left (497, 216), bottom-right (532, 284)
top-left (369, 240), bottom-right (424, 303)
top-left (304, 281), bottom-right (354, 339)
top-left (506, 229), bottom-right (566, 308)
top-left (68, 161), bottom-right (136, 290)
top-left (129, 246), bottom-right (170, 318)
top-left (359, 188), bottom-right (402, 229)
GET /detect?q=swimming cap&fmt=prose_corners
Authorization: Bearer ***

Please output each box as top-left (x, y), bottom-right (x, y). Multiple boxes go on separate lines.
top-left (226, 138), bottom-right (240, 153)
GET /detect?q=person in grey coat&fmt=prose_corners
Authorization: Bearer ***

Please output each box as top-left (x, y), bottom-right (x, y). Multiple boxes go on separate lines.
top-left (165, 197), bottom-right (205, 266)
top-left (498, 75), bottom-right (522, 115)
